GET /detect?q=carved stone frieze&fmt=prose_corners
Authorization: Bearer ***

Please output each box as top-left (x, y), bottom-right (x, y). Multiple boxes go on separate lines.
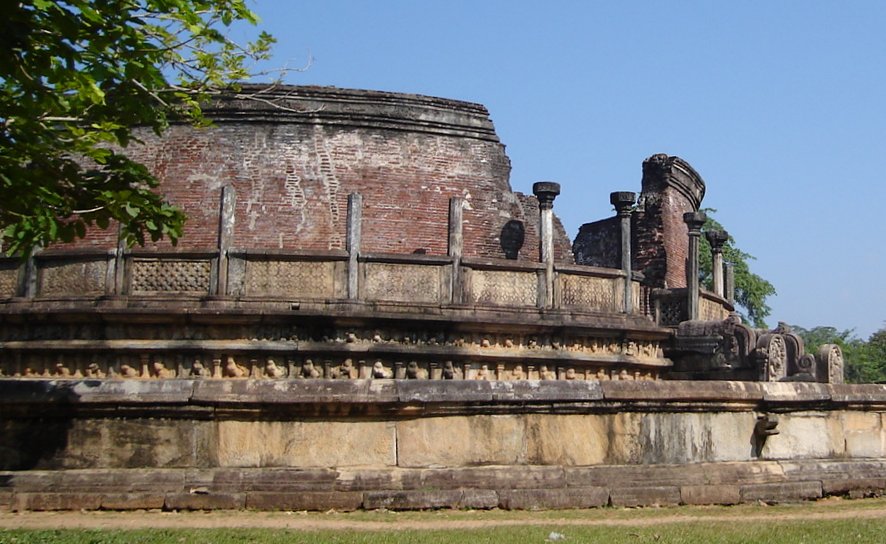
top-left (468, 269), bottom-right (537, 307)
top-left (559, 275), bottom-right (619, 312)
top-left (242, 260), bottom-right (336, 299)
top-left (38, 260), bottom-right (107, 296)
top-left (0, 267), bottom-right (19, 297)
top-left (361, 262), bottom-right (442, 303)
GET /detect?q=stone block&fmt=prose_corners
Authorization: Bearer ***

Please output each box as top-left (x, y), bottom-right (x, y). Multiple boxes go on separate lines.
top-left (761, 413), bottom-right (844, 460)
top-left (246, 491), bottom-right (363, 511)
top-left (460, 489), bottom-right (499, 509)
top-left (491, 380), bottom-right (603, 401)
top-left (335, 468), bottom-right (422, 491)
top-left (13, 492), bottom-right (103, 511)
top-left (761, 383), bottom-right (831, 403)
top-left (398, 380), bottom-right (492, 403)
top-left (601, 380), bottom-right (763, 402)
top-left (396, 415), bottom-right (525, 468)
top-left (680, 484), bottom-right (740, 505)
top-left (420, 466), bottom-right (565, 490)
top-left (821, 478), bottom-right (886, 496)
top-left (740, 481), bottom-right (822, 503)
top-left (241, 468), bottom-right (339, 492)
top-left (164, 492), bottom-right (245, 510)
top-left (217, 420), bottom-right (396, 467)
top-left (828, 384), bottom-right (886, 403)
top-left (70, 380), bottom-right (195, 404)
top-left (100, 493), bottom-right (166, 510)
top-left (363, 489), bottom-right (464, 510)
top-left (523, 414), bottom-right (608, 465)
top-left (842, 412), bottom-right (884, 458)
top-left (0, 492), bottom-right (12, 511)
top-left (779, 459), bottom-right (886, 480)
top-left (501, 487), bottom-right (609, 509)
top-left (192, 379), bottom-right (396, 404)
top-left (610, 486), bottom-right (680, 507)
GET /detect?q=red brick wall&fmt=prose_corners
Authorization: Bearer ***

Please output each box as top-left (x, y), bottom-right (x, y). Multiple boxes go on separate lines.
top-left (60, 90), bottom-right (574, 263)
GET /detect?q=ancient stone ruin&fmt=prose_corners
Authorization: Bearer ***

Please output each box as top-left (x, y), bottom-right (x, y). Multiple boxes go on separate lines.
top-left (0, 85), bottom-right (883, 511)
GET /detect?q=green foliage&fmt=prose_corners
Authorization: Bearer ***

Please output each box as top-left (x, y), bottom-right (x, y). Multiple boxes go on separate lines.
top-left (0, 0), bottom-right (276, 255)
top-left (793, 325), bottom-right (886, 383)
top-left (698, 208), bottom-right (776, 328)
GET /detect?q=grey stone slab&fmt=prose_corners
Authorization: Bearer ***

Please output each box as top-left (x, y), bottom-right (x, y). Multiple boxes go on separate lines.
top-left (821, 478), bottom-right (886, 495)
top-left (164, 492), bottom-right (245, 510)
top-left (490, 380), bottom-right (603, 401)
top-left (779, 459), bottom-right (886, 480)
top-left (397, 380), bottom-right (492, 403)
top-left (191, 379), bottom-right (396, 404)
top-left (501, 487), bottom-right (609, 509)
top-left (761, 383), bottom-right (831, 403)
top-left (680, 484), bottom-right (740, 505)
top-left (421, 466), bottom-right (566, 490)
top-left (828, 384), bottom-right (886, 403)
top-left (13, 492), bottom-right (103, 511)
top-left (246, 491), bottom-right (362, 511)
top-left (740, 481), bottom-right (822, 503)
top-left (363, 489), bottom-right (464, 510)
top-left (334, 468), bottom-right (423, 492)
top-left (601, 380), bottom-right (763, 402)
top-left (100, 493), bottom-right (166, 510)
top-left (240, 468), bottom-right (339, 492)
top-left (610, 486), bottom-right (680, 507)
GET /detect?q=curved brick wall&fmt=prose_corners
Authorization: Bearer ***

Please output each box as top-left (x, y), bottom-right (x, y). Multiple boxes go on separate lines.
top-left (70, 85), bottom-right (573, 262)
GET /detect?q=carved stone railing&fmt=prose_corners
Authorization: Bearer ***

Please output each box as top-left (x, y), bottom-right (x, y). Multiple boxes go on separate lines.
top-left (651, 288), bottom-right (733, 327)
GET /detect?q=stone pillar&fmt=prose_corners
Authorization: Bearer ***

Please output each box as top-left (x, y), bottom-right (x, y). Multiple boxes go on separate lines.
top-left (683, 211), bottom-right (706, 320)
top-left (533, 181), bottom-right (561, 309)
top-left (346, 193), bottom-right (363, 300)
top-left (610, 191), bottom-right (636, 314)
top-left (705, 229), bottom-right (729, 298)
top-left (725, 262), bottom-right (736, 305)
top-left (448, 197), bottom-right (464, 304)
top-left (216, 185), bottom-right (236, 296)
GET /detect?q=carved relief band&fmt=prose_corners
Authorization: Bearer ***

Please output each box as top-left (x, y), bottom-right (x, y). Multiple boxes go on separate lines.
top-left (0, 264), bottom-right (18, 298)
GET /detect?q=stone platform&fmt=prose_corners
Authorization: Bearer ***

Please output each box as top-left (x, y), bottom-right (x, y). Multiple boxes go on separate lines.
top-left (2, 379), bottom-right (885, 510)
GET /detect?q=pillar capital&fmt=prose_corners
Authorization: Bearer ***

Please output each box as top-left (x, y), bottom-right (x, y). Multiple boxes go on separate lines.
top-left (609, 191), bottom-right (636, 217)
top-left (532, 181), bottom-right (561, 210)
top-left (683, 211), bottom-right (707, 234)
top-left (705, 229), bottom-right (729, 253)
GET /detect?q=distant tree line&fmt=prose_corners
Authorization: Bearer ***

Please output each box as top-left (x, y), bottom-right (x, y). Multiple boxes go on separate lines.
top-left (793, 325), bottom-right (886, 383)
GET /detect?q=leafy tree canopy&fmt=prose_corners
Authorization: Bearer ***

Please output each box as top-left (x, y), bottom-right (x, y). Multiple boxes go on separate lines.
top-left (793, 325), bottom-right (886, 384)
top-left (698, 208), bottom-right (776, 328)
top-left (0, 0), bottom-right (275, 255)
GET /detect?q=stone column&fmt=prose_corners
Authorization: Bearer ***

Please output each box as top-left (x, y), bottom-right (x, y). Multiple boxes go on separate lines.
top-left (216, 185), bottom-right (236, 296)
top-left (610, 191), bottom-right (636, 314)
top-left (683, 211), bottom-right (707, 321)
top-left (705, 229), bottom-right (729, 298)
top-left (346, 193), bottom-right (363, 300)
top-left (533, 181), bottom-right (561, 309)
top-left (725, 263), bottom-right (736, 306)
top-left (448, 197), bottom-right (464, 304)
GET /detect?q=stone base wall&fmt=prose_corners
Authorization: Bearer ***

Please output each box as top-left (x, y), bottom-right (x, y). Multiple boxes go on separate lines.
top-left (2, 379), bottom-right (885, 510)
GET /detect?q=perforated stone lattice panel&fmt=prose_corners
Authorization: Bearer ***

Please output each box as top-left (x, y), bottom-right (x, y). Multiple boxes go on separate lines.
top-left (0, 267), bottom-right (18, 298)
top-left (130, 259), bottom-right (211, 294)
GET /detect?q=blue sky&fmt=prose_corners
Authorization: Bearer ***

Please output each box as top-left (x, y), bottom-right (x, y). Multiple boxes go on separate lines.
top-left (246, 0), bottom-right (885, 338)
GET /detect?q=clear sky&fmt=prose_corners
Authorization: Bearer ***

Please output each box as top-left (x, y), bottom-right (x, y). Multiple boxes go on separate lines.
top-left (246, 0), bottom-right (885, 338)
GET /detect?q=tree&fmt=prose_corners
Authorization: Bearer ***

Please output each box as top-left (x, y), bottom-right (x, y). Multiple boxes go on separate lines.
top-left (698, 208), bottom-right (776, 328)
top-left (792, 325), bottom-right (886, 384)
top-left (0, 0), bottom-right (275, 255)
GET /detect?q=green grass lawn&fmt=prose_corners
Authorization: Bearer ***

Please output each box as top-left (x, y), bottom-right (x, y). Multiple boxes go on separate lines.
top-left (2, 499), bottom-right (885, 544)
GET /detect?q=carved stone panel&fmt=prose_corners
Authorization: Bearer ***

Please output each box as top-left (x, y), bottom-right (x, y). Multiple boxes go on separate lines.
top-left (130, 259), bottom-right (211, 294)
top-left (468, 269), bottom-right (537, 307)
top-left (0, 266), bottom-right (18, 298)
top-left (700, 297), bottom-right (729, 322)
top-left (39, 260), bottom-right (107, 296)
top-left (242, 260), bottom-right (336, 299)
top-left (362, 263), bottom-right (442, 303)
top-left (559, 274), bottom-right (619, 312)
